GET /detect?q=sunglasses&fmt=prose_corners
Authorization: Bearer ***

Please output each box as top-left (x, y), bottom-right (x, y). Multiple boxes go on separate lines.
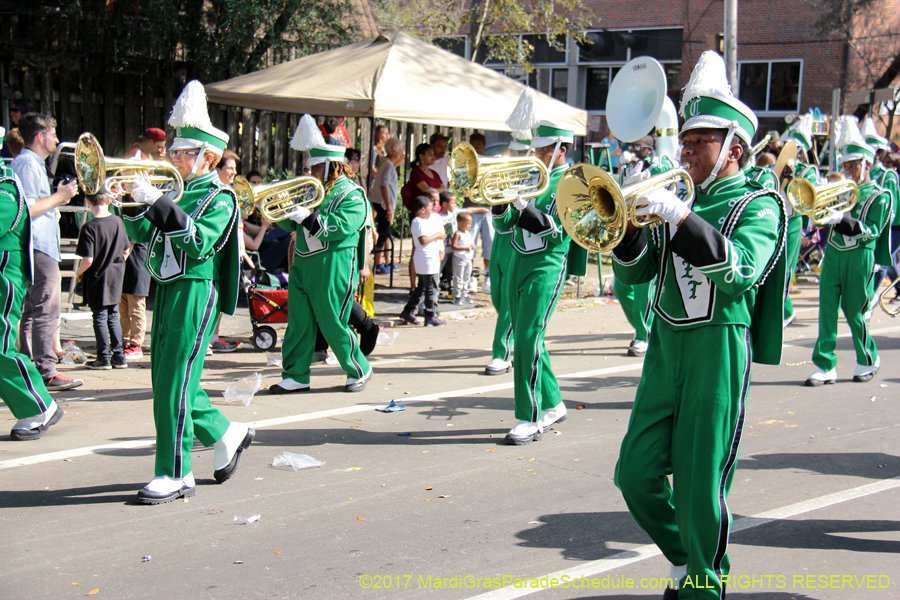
top-left (170, 149), bottom-right (200, 159)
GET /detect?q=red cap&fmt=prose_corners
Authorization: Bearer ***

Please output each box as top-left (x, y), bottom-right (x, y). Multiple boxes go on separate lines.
top-left (141, 128), bottom-right (166, 142)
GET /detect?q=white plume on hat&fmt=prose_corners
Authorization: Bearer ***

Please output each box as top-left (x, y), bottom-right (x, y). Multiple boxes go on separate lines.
top-left (512, 129), bottom-right (532, 141)
top-left (168, 80), bottom-right (213, 129)
top-left (837, 115), bottom-right (862, 149)
top-left (506, 88), bottom-right (539, 132)
top-left (290, 114), bottom-right (326, 152)
top-left (679, 51), bottom-right (732, 119)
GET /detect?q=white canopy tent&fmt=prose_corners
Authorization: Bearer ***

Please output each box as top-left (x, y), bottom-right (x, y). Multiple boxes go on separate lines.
top-left (205, 32), bottom-right (587, 135)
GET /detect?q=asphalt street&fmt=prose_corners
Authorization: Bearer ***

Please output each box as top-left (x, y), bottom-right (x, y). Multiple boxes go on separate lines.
top-left (1, 278), bottom-right (898, 600)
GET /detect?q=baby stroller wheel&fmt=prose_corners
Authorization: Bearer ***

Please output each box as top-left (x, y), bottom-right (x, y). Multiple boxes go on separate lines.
top-left (253, 326), bottom-right (278, 352)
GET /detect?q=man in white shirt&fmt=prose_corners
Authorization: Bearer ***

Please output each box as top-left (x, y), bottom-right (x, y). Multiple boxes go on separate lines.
top-left (369, 137), bottom-right (404, 274)
top-left (429, 132), bottom-right (450, 188)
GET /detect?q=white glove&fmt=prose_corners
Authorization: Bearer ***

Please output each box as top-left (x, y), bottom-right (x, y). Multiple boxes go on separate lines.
top-left (130, 180), bottom-right (163, 205)
top-left (818, 207), bottom-right (844, 226)
top-left (513, 193), bottom-right (529, 211)
top-left (633, 188), bottom-right (691, 225)
top-left (623, 162), bottom-right (650, 187)
top-left (286, 206), bottom-right (311, 223)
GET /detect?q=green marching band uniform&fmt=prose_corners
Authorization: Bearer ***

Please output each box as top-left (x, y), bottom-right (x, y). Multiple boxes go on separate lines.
top-left (124, 81), bottom-right (252, 503)
top-left (0, 127), bottom-right (62, 440)
top-left (271, 115), bottom-right (371, 394)
top-left (492, 120), bottom-right (588, 444)
top-left (613, 51), bottom-right (787, 599)
top-left (614, 155), bottom-right (678, 354)
top-left (862, 117), bottom-right (899, 304)
top-left (807, 117), bottom-right (892, 384)
top-left (484, 133), bottom-right (533, 376)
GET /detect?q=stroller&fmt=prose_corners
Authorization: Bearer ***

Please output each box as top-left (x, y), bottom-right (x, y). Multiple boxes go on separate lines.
top-left (242, 266), bottom-right (289, 352)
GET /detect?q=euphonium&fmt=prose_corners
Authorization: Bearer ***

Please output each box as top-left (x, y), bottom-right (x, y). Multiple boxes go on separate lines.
top-left (785, 177), bottom-right (858, 226)
top-left (235, 175), bottom-right (325, 222)
top-left (75, 133), bottom-right (183, 207)
top-left (557, 163), bottom-right (694, 253)
top-left (449, 142), bottom-right (549, 205)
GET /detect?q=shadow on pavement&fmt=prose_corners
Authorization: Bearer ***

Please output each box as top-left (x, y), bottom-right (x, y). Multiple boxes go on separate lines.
top-left (0, 482), bottom-right (146, 507)
top-left (735, 517), bottom-right (900, 554)
top-left (737, 452), bottom-right (900, 479)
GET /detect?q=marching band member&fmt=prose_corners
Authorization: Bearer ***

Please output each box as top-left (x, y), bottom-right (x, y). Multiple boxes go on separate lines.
top-left (613, 51), bottom-right (787, 599)
top-left (861, 117), bottom-right (899, 305)
top-left (0, 126), bottom-right (64, 440)
top-left (125, 81), bottom-right (252, 504)
top-left (806, 118), bottom-right (892, 386)
top-left (493, 102), bottom-right (587, 444)
top-left (483, 130), bottom-right (532, 376)
top-left (269, 115), bottom-right (372, 394)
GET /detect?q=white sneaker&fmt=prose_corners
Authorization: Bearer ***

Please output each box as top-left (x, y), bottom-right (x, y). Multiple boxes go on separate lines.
top-left (538, 402), bottom-right (567, 430)
top-left (864, 309), bottom-right (873, 322)
top-left (484, 358), bottom-right (511, 375)
top-left (482, 278), bottom-right (491, 293)
top-left (627, 339), bottom-right (648, 357)
top-left (805, 367), bottom-right (837, 387)
top-left (345, 368), bottom-right (373, 392)
top-left (505, 420), bottom-right (542, 445)
top-left (853, 356), bottom-right (880, 382)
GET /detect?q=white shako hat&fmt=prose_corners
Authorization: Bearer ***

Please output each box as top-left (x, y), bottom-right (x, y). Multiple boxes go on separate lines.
top-left (290, 114), bottom-right (346, 167)
top-left (508, 129), bottom-right (532, 152)
top-left (168, 80), bottom-right (228, 156)
top-left (861, 116), bottom-right (889, 151)
top-left (505, 87), bottom-right (575, 149)
top-left (786, 114), bottom-right (814, 153)
top-left (838, 116), bottom-right (876, 164)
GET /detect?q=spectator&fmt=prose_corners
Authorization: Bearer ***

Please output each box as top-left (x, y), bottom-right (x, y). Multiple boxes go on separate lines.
top-left (5, 128), bottom-right (24, 159)
top-left (450, 212), bottom-right (476, 304)
top-left (217, 149), bottom-right (239, 185)
top-left (461, 174), bottom-right (494, 293)
top-left (119, 229), bottom-right (151, 360)
top-left (600, 130), bottom-right (622, 172)
top-left (436, 191), bottom-right (460, 289)
top-left (369, 137), bottom-right (403, 275)
top-left (469, 132), bottom-right (487, 156)
top-left (345, 148), bottom-right (366, 192)
top-left (370, 124), bottom-right (389, 176)
top-left (430, 131), bottom-right (450, 188)
top-left (398, 195), bottom-right (446, 327)
top-left (11, 113), bottom-right (82, 391)
top-left (756, 152), bottom-right (776, 167)
top-left (128, 128), bottom-right (167, 160)
top-left (246, 170), bottom-right (263, 184)
top-left (320, 116), bottom-right (350, 147)
top-left (1, 99), bottom-right (33, 159)
top-left (401, 143), bottom-right (445, 208)
top-left (75, 192), bottom-right (128, 370)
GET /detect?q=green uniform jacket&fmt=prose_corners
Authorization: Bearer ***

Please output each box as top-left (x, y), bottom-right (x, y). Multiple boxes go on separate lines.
top-left (492, 163), bottom-right (587, 276)
top-left (828, 179), bottom-right (893, 265)
top-left (123, 170), bottom-right (241, 314)
top-left (277, 175), bottom-right (369, 257)
top-left (612, 169), bottom-right (788, 365)
top-left (870, 163), bottom-right (900, 228)
top-left (0, 170), bottom-right (30, 264)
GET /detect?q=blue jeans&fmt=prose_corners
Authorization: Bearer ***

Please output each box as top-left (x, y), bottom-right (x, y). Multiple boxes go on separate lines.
top-left (92, 304), bottom-right (125, 359)
top-left (470, 212), bottom-right (494, 260)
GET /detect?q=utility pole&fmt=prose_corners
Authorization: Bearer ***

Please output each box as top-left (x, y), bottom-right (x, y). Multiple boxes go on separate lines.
top-left (724, 0), bottom-right (738, 90)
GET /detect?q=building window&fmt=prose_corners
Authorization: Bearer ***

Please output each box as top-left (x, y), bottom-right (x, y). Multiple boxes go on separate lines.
top-left (434, 36), bottom-right (467, 59)
top-left (584, 66), bottom-right (623, 111)
top-left (528, 68), bottom-right (569, 103)
top-left (522, 34), bottom-right (567, 64)
top-left (738, 60), bottom-right (802, 114)
top-left (578, 28), bottom-right (682, 64)
top-left (578, 31), bottom-right (628, 62)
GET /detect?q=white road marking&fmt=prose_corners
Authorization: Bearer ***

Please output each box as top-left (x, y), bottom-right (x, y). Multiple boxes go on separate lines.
top-left (0, 363), bottom-right (644, 470)
top-left (465, 476), bottom-right (900, 600)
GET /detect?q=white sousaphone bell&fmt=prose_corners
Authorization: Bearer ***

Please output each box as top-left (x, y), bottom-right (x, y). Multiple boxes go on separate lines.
top-left (557, 56), bottom-right (692, 252)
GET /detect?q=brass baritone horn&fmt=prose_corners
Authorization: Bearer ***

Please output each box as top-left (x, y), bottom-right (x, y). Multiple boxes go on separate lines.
top-left (785, 177), bottom-right (858, 226)
top-left (75, 133), bottom-right (183, 207)
top-left (557, 163), bottom-right (695, 253)
top-left (234, 175), bottom-right (325, 222)
top-left (449, 142), bottom-right (549, 205)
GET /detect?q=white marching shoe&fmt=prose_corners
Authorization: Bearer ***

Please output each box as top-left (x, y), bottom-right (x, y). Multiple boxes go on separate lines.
top-left (214, 422), bottom-right (255, 483)
top-left (10, 401), bottom-right (63, 441)
top-left (484, 358), bottom-right (511, 375)
top-left (136, 472), bottom-right (196, 505)
top-left (504, 420), bottom-right (543, 445)
top-left (853, 356), bottom-right (880, 382)
top-left (268, 377), bottom-right (311, 394)
top-left (627, 339), bottom-right (648, 357)
top-left (805, 367), bottom-right (836, 387)
top-left (538, 402), bottom-right (568, 431)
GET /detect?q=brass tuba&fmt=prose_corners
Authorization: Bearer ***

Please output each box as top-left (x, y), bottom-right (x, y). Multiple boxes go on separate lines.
top-left (784, 177), bottom-right (858, 226)
top-left (233, 175), bottom-right (325, 222)
top-left (449, 142), bottom-right (549, 205)
top-left (557, 163), bottom-right (694, 252)
top-left (75, 133), bottom-right (183, 207)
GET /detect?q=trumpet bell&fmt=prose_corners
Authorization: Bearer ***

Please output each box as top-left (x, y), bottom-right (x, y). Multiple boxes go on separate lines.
top-left (74, 133), bottom-right (107, 196)
top-left (556, 163), bottom-right (628, 253)
top-left (449, 142), bottom-right (549, 205)
top-left (607, 56), bottom-right (668, 143)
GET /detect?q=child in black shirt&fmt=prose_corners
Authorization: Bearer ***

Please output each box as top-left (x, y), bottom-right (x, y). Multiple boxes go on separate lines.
top-left (76, 193), bottom-right (129, 369)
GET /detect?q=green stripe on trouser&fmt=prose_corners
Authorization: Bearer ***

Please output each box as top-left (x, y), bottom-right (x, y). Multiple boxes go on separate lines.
top-left (812, 249), bottom-right (878, 370)
top-left (0, 250), bottom-right (53, 419)
top-left (151, 278), bottom-right (231, 478)
top-left (615, 323), bottom-right (751, 600)
top-left (782, 216), bottom-right (802, 321)
top-left (282, 248), bottom-right (369, 384)
top-left (614, 278), bottom-right (655, 342)
top-left (507, 250), bottom-right (566, 423)
top-left (489, 236), bottom-right (514, 362)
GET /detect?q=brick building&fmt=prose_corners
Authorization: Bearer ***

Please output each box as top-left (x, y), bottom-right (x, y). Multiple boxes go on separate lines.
top-left (436, 0), bottom-right (900, 145)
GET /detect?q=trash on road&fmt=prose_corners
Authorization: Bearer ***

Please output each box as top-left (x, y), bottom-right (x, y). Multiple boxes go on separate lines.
top-left (271, 452), bottom-right (325, 471)
top-left (266, 352), bottom-right (282, 367)
top-left (397, 432), bottom-right (412, 436)
top-left (376, 400), bottom-right (405, 413)
top-left (223, 372), bottom-right (262, 406)
top-left (237, 342), bottom-right (254, 350)
top-left (378, 331), bottom-right (399, 346)
top-left (234, 514), bottom-right (261, 525)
